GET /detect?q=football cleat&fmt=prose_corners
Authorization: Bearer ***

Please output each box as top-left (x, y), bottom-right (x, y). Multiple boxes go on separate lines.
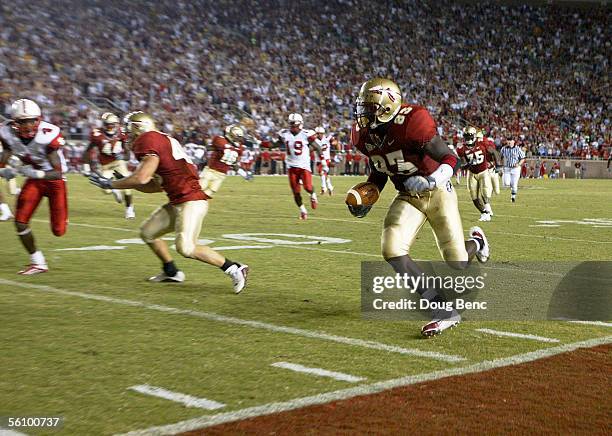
top-left (300, 211), bottom-right (308, 220)
top-left (328, 187), bottom-right (334, 196)
top-left (125, 206), bottom-right (135, 220)
top-left (511, 197), bottom-right (516, 203)
top-left (18, 264), bottom-right (49, 275)
top-left (478, 212), bottom-right (491, 222)
top-left (0, 213), bottom-right (14, 222)
top-left (310, 195), bottom-right (318, 210)
top-left (148, 270), bottom-right (185, 283)
top-left (469, 226), bottom-right (490, 263)
top-left (320, 188), bottom-right (326, 195)
top-left (112, 189), bottom-right (123, 204)
top-left (421, 309), bottom-right (461, 337)
top-left (226, 264), bottom-right (249, 294)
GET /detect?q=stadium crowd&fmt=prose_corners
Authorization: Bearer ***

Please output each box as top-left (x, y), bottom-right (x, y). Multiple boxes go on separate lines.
top-left (0, 0), bottom-right (609, 161)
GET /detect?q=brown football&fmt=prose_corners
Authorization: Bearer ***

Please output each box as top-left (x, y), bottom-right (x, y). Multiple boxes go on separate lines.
top-left (345, 182), bottom-right (380, 207)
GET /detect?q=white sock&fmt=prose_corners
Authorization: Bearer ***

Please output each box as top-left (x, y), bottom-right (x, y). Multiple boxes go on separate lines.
top-left (321, 174), bottom-right (327, 188)
top-left (311, 192), bottom-right (317, 201)
top-left (327, 180), bottom-right (333, 190)
top-left (31, 251), bottom-right (47, 266)
top-left (484, 203), bottom-right (492, 213)
top-left (299, 205), bottom-right (307, 214)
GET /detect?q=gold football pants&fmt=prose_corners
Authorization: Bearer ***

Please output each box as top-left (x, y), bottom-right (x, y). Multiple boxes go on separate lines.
top-left (101, 160), bottom-right (131, 195)
top-left (199, 167), bottom-right (226, 198)
top-left (140, 200), bottom-right (209, 258)
top-left (381, 185), bottom-right (468, 262)
top-left (467, 170), bottom-right (493, 201)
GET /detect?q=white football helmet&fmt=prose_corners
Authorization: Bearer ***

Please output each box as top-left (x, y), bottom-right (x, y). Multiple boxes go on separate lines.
top-left (11, 99), bottom-right (42, 139)
top-left (288, 113), bottom-right (303, 132)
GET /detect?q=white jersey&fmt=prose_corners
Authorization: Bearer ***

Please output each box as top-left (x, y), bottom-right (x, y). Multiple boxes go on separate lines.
top-left (278, 128), bottom-right (315, 170)
top-left (315, 135), bottom-right (332, 162)
top-left (0, 120), bottom-right (67, 173)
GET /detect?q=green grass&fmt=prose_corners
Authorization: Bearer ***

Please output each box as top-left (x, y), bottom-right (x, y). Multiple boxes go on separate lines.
top-left (0, 175), bottom-right (611, 435)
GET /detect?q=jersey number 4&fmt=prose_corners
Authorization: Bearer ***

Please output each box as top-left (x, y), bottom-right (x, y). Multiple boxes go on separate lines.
top-left (370, 150), bottom-right (417, 176)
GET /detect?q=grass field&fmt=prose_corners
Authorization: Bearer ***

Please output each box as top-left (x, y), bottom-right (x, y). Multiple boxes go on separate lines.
top-left (0, 174), bottom-right (611, 435)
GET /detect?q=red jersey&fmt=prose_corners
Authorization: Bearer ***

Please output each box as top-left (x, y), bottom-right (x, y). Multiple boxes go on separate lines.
top-left (207, 135), bottom-right (242, 174)
top-left (351, 104), bottom-right (440, 191)
top-left (89, 128), bottom-right (127, 165)
top-left (458, 140), bottom-right (496, 174)
top-left (132, 131), bottom-right (207, 204)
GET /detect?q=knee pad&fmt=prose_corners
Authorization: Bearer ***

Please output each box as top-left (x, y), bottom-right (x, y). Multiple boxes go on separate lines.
top-left (140, 226), bottom-right (156, 244)
top-left (175, 235), bottom-right (196, 258)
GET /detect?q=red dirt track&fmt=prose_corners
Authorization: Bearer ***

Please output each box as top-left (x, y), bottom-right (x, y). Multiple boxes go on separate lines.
top-left (185, 344), bottom-right (611, 435)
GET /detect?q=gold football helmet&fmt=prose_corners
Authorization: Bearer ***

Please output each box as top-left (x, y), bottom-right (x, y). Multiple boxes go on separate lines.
top-left (354, 78), bottom-right (402, 129)
top-left (224, 124), bottom-right (245, 146)
top-left (123, 111), bottom-right (156, 142)
top-left (464, 126), bottom-right (478, 146)
top-left (101, 112), bottom-right (120, 136)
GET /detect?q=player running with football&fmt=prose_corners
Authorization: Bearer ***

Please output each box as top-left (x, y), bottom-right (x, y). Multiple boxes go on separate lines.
top-left (0, 99), bottom-right (68, 274)
top-left (278, 113), bottom-right (319, 220)
top-left (349, 78), bottom-right (490, 337)
top-left (88, 112), bottom-right (249, 293)
top-left (458, 126), bottom-right (501, 221)
top-left (199, 124), bottom-right (252, 198)
top-left (313, 126), bottom-right (335, 195)
top-left (83, 112), bottom-right (135, 219)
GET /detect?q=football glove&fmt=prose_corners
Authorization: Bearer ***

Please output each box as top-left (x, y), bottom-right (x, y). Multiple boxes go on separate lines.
top-left (403, 175), bottom-right (435, 194)
top-left (0, 167), bottom-right (17, 180)
top-left (113, 170), bottom-right (126, 180)
top-left (348, 204), bottom-right (372, 218)
top-left (88, 172), bottom-right (113, 190)
top-left (236, 167), bottom-right (254, 181)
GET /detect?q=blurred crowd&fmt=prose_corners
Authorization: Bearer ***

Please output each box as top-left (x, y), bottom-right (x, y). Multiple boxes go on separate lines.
top-left (0, 0), bottom-right (609, 160)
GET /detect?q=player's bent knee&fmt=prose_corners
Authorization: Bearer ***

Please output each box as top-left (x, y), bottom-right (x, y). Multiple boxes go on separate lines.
top-left (140, 227), bottom-right (156, 244)
top-left (381, 229), bottom-right (409, 260)
top-left (175, 239), bottom-right (196, 258)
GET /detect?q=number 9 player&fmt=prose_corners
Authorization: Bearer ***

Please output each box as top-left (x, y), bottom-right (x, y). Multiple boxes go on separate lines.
top-left (350, 78), bottom-right (491, 336)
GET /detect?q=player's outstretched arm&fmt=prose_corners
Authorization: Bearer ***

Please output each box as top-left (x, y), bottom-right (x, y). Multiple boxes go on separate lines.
top-left (111, 155), bottom-right (162, 192)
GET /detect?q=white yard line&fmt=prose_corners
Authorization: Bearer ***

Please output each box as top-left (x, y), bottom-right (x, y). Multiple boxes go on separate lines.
top-left (271, 362), bottom-right (366, 383)
top-left (118, 335), bottom-right (612, 436)
top-left (128, 385), bottom-right (225, 410)
top-left (0, 279), bottom-right (464, 363)
top-left (567, 320), bottom-right (612, 328)
top-left (476, 328), bottom-right (560, 343)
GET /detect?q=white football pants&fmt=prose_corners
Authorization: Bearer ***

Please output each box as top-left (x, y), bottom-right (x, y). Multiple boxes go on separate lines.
top-left (503, 167), bottom-right (521, 194)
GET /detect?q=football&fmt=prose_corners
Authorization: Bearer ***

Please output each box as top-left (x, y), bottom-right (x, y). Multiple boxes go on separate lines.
top-left (345, 182), bottom-right (380, 207)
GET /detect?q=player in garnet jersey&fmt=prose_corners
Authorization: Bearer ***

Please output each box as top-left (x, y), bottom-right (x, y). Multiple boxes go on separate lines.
top-left (457, 126), bottom-right (501, 221)
top-left (88, 112), bottom-right (249, 293)
top-left (199, 124), bottom-right (251, 198)
top-left (350, 78), bottom-right (491, 337)
top-left (278, 113), bottom-right (320, 220)
top-left (84, 112), bottom-right (135, 219)
top-left (314, 126), bottom-right (335, 196)
top-left (0, 99), bottom-right (68, 275)
top-left (478, 129), bottom-right (501, 196)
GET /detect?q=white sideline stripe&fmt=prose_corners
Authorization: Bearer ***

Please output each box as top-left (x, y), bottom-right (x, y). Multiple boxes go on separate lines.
top-left (271, 362), bottom-right (366, 383)
top-left (129, 385), bottom-right (225, 410)
top-left (568, 320), bottom-right (612, 328)
top-left (0, 279), bottom-right (464, 363)
top-left (0, 428), bottom-right (28, 436)
top-left (118, 335), bottom-right (612, 436)
top-left (476, 328), bottom-right (560, 343)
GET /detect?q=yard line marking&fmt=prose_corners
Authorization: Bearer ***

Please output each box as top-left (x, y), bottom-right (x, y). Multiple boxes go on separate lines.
top-left (567, 320), bottom-right (612, 328)
top-left (128, 385), bottom-right (225, 410)
top-left (0, 428), bottom-right (28, 436)
top-left (475, 328), bottom-right (560, 343)
top-left (271, 362), bottom-right (366, 383)
top-left (0, 279), bottom-right (464, 363)
top-left (118, 335), bottom-right (612, 436)
top-left (32, 218), bottom-right (136, 233)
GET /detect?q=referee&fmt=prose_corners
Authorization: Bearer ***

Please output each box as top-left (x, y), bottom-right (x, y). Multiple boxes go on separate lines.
top-left (500, 140), bottom-right (526, 202)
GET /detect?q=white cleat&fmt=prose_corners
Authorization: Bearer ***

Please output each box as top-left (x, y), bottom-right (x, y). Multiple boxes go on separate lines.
top-left (421, 309), bottom-right (461, 337)
top-left (18, 264), bottom-right (49, 275)
top-left (0, 213), bottom-right (14, 222)
top-left (478, 212), bottom-right (491, 222)
top-left (469, 226), bottom-right (490, 263)
top-left (112, 189), bottom-right (123, 204)
top-left (226, 264), bottom-right (249, 294)
top-left (148, 270), bottom-right (185, 283)
top-left (125, 206), bottom-right (135, 220)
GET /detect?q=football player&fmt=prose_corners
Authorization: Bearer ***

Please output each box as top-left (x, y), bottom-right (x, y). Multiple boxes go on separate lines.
top-left (88, 112), bottom-right (249, 293)
top-left (314, 126), bottom-right (335, 196)
top-left (278, 113), bottom-right (319, 220)
top-left (0, 142), bottom-right (15, 221)
top-left (458, 126), bottom-right (501, 221)
top-left (350, 78), bottom-right (490, 336)
top-left (199, 124), bottom-right (251, 198)
top-left (0, 99), bottom-right (68, 274)
top-left (83, 112), bottom-right (135, 219)
top-left (478, 129), bottom-right (501, 196)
